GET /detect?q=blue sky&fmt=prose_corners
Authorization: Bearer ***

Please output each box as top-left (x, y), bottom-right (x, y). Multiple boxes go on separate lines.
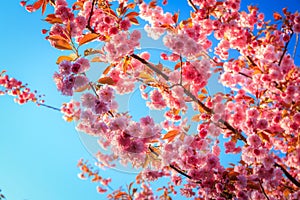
top-left (0, 1), bottom-right (299, 200)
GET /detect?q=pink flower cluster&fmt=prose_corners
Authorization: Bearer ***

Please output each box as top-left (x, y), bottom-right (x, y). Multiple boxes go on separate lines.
top-left (0, 72), bottom-right (38, 104)
top-left (53, 58), bottom-right (90, 96)
top-left (139, 2), bottom-right (174, 40)
top-left (60, 100), bottom-right (80, 122)
top-left (163, 32), bottom-right (204, 60)
top-left (101, 30), bottom-right (141, 63)
top-left (182, 60), bottom-right (211, 93)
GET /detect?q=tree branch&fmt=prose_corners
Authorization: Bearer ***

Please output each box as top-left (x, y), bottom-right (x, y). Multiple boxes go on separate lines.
top-left (259, 180), bottom-right (270, 200)
top-left (38, 103), bottom-right (61, 111)
top-left (278, 30), bottom-right (294, 66)
top-left (86, 0), bottom-right (97, 33)
top-left (131, 54), bottom-right (169, 80)
top-left (187, 0), bottom-right (198, 11)
top-left (274, 162), bottom-right (300, 188)
top-left (132, 54), bottom-right (300, 189)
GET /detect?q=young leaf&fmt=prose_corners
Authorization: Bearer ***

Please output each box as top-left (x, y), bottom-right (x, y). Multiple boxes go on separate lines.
top-left (45, 14), bottom-right (63, 24)
top-left (125, 11), bottom-right (139, 19)
top-left (98, 77), bottom-right (115, 85)
top-left (172, 12), bottom-right (179, 23)
top-left (162, 130), bottom-right (180, 142)
top-left (139, 72), bottom-right (155, 83)
top-left (33, 0), bottom-right (43, 10)
top-left (273, 12), bottom-right (282, 20)
top-left (129, 17), bottom-right (139, 25)
top-left (53, 39), bottom-right (73, 50)
top-left (56, 55), bottom-right (74, 64)
top-left (79, 33), bottom-right (99, 46)
top-left (174, 62), bottom-right (181, 70)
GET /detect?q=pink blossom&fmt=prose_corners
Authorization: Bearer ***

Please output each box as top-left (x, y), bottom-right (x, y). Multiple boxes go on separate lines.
top-left (81, 93), bottom-right (96, 108)
top-left (247, 134), bottom-right (262, 148)
top-left (74, 75), bottom-right (88, 91)
top-left (256, 119), bottom-right (268, 130)
top-left (93, 100), bottom-right (109, 115)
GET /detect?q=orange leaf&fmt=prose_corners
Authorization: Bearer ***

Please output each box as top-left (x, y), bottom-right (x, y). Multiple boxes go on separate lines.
top-left (103, 64), bottom-right (114, 75)
top-left (191, 114), bottom-right (201, 122)
top-left (91, 57), bottom-right (103, 62)
top-left (149, 0), bottom-right (157, 8)
top-left (73, 1), bottom-right (84, 10)
top-left (56, 55), bottom-right (74, 64)
top-left (174, 62), bottom-right (181, 70)
top-left (48, 35), bottom-right (68, 41)
top-left (41, 0), bottom-right (47, 15)
top-left (125, 11), bottom-right (139, 19)
top-left (45, 14), bottom-right (63, 24)
top-left (172, 13), bottom-right (179, 23)
top-left (129, 17), bottom-right (139, 25)
top-left (114, 192), bottom-right (129, 199)
top-left (201, 88), bottom-right (208, 94)
top-left (162, 130), bottom-right (180, 142)
top-left (53, 39), bottom-right (73, 50)
top-left (126, 3), bottom-right (135, 9)
top-left (33, 0), bottom-right (43, 10)
top-left (79, 33), bottom-right (99, 46)
top-left (98, 77), bottom-right (115, 85)
top-left (273, 12), bottom-right (282, 20)
top-left (122, 56), bottom-right (131, 73)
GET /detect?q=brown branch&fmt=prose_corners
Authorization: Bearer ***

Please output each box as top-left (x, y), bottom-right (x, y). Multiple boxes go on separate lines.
top-left (187, 0), bottom-right (198, 11)
top-left (278, 30), bottom-right (294, 66)
top-left (238, 72), bottom-right (252, 79)
top-left (86, 0), bottom-right (97, 33)
top-left (246, 56), bottom-right (257, 67)
top-left (259, 180), bottom-right (270, 200)
top-left (131, 54), bottom-right (169, 80)
top-left (38, 103), bottom-right (61, 111)
top-left (219, 119), bottom-right (247, 142)
top-left (169, 164), bottom-right (193, 179)
top-left (132, 48), bottom-right (300, 191)
top-left (274, 162), bottom-right (300, 188)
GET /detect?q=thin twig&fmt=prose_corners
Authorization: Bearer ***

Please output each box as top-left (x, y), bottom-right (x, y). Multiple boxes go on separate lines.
top-left (86, 0), bottom-right (97, 33)
top-left (187, 0), bottom-right (198, 11)
top-left (131, 54), bottom-right (169, 80)
top-left (274, 162), bottom-right (300, 188)
top-left (278, 30), bottom-right (294, 66)
top-left (259, 180), bottom-right (270, 200)
top-left (38, 103), bottom-right (61, 111)
top-left (131, 54), bottom-right (300, 188)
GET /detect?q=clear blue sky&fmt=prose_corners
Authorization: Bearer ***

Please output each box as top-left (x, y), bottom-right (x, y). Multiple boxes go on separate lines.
top-left (0, 1), bottom-right (299, 200)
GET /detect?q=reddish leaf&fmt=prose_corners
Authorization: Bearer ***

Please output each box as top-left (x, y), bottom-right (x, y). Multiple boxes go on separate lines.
top-left (149, 0), bottom-right (157, 8)
top-left (56, 55), bottom-right (74, 64)
top-left (45, 14), bottom-right (63, 24)
top-left (172, 13), bottom-right (179, 23)
top-left (126, 3), bottom-right (135, 9)
top-left (91, 57), bottom-right (103, 62)
top-left (273, 12), bottom-right (282, 20)
top-left (129, 17), bottom-right (139, 25)
top-left (79, 33), bottom-right (99, 46)
top-left (103, 64), bottom-right (114, 75)
top-left (54, 39), bottom-right (73, 50)
top-left (98, 77), bottom-right (115, 85)
top-left (33, 0), bottom-right (43, 10)
top-left (73, 1), bottom-right (84, 10)
top-left (162, 130), bottom-right (180, 142)
top-left (125, 11), bottom-right (139, 19)
top-left (41, 0), bottom-right (47, 15)
top-left (174, 62), bottom-right (181, 70)
top-left (114, 192), bottom-right (129, 198)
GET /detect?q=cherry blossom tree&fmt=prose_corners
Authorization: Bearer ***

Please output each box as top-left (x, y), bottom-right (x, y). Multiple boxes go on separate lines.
top-left (1, 0), bottom-right (300, 199)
